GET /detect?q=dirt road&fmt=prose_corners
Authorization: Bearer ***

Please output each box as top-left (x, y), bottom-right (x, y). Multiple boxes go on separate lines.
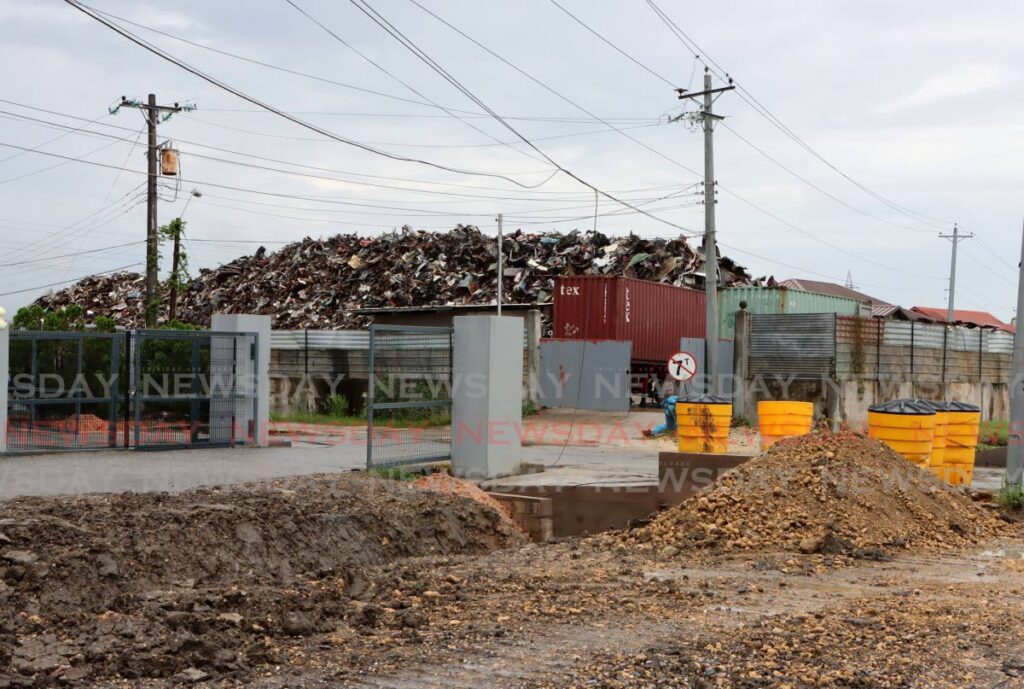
top-left (2, 434), bottom-right (1022, 688)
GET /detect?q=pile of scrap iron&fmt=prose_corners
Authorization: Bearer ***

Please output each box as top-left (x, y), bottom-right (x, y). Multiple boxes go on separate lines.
top-left (33, 225), bottom-right (756, 329)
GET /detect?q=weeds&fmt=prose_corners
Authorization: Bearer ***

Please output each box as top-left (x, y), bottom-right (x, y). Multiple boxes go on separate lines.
top-left (997, 481), bottom-right (1024, 512)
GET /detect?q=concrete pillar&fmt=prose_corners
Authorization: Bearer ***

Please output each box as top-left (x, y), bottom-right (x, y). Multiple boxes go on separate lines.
top-left (0, 319), bottom-right (8, 455)
top-left (524, 308), bottom-right (542, 408)
top-left (732, 309), bottom-right (750, 420)
top-left (211, 314), bottom-right (271, 446)
top-left (452, 316), bottom-right (523, 479)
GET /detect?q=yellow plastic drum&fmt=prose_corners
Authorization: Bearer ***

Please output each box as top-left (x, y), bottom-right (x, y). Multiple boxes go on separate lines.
top-left (677, 394), bottom-right (732, 454)
top-left (758, 400), bottom-right (814, 450)
top-left (867, 399), bottom-right (935, 467)
top-left (920, 400), bottom-right (952, 470)
top-left (944, 402), bottom-right (981, 487)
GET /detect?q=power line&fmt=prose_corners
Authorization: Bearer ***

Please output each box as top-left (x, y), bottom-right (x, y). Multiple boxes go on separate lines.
top-left (546, 0), bottom-right (676, 88)
top-left (0, 98), bottom-right (643, 196)
top-left (643, 0), bottom-right (952, 230)
top-left (718, 121), bottom-right (935, 235)
top-left (540, 1), bottom-right (945, 280)
top-left (406, 0), bottom-right (705, 185)
top-left (186, 113), bottom-right (665, 149)
top-left (283, 0), bottom-right (698, 235)
top-left (0, 262), bottom-right (143, 297)
top-left (85, 5), bottom-right (661, 126)
top-left (273, 0), bottom-right (554, 169)
top-left (0, 240), bottom-right (145, 268)
top-left (62, 0), bottom-right (560, 189)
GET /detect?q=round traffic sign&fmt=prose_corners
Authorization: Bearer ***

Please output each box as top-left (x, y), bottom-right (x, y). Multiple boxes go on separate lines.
top-left (667, 351), bottom-right (697, 382)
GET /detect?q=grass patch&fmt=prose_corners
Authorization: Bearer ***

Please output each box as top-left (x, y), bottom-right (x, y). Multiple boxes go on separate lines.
top-left (522, 400), bottom-right (540, 417)
top-left (369, 467), bottom-right (423, 481)
top-left (979, 419), bottom-right (1008, 447)
top-left (997, 482), bottom-right (1024, 512)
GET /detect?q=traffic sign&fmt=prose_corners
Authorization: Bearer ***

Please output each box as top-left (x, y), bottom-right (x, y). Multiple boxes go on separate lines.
top-left (668, 351), bottom-right (697, 382)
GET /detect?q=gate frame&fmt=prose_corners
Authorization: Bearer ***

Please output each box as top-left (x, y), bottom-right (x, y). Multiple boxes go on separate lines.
top-left (6, 329), bottom-right (128, 454)
top-left (132, 328), bottom-right (260, 451)
top-left (366, 323), bottom-right (454, 469)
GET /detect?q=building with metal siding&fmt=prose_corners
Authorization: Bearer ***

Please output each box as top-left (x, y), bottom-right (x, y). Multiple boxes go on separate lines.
top-left (717, 286), bottom-right (868, 339)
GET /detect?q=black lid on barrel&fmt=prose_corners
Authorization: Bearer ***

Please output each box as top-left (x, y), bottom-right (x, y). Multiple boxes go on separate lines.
top-left (868, 398), bottom-right (935, 415)
top-left (945, 400), bottom-right (981, 412)
top-left (919, 399), bottom-right (955, 412)
top-left (677, 393), bottom-right (731, 405)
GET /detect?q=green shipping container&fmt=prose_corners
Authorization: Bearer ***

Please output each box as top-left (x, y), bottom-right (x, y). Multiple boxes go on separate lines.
top-left (717, 286), bottom-right (866, 339)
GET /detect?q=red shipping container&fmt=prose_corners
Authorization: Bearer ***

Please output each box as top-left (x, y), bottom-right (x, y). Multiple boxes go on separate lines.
top-left (552, 276), bottom-right (706, 363)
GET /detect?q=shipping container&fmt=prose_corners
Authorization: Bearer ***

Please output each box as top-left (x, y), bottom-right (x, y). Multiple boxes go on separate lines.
top-left (553, 276), bottom-right (705, 363)
top-left (717, 286), bottom-right (866, 339)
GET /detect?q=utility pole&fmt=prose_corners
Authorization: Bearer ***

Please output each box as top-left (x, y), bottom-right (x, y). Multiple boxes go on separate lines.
top-left (1008, 219), bottom-right (1024, 488)
top-left (676, 69), bottom-right (734, 394)
top-left (116, 94), bottom-right (185, 326)
top-left (939, 223), bottom-right (974, 322)
top-left (496, 213), bottom-right (504, 316)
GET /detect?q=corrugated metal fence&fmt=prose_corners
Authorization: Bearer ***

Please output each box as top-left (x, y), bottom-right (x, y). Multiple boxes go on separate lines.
top-left (748, 313), bottom-right (836, 379)
top-left (745, 315), bottom-right (1013, 383)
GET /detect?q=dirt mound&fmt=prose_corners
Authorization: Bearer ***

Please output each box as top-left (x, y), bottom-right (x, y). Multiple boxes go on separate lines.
top-left (413, 472), bottom-right (518, 529)
top-left (626, 432), bottom-right (1006, 557)
top-left (0, 473), bottom-right (524, 685)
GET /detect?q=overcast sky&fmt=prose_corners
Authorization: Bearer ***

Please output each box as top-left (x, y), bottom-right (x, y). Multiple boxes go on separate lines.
top-left (0, 0), bottom-right (1021, 319)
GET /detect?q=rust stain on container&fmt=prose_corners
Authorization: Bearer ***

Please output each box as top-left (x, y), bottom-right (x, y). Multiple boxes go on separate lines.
top-left (553, 275), bottom-right (705, 363)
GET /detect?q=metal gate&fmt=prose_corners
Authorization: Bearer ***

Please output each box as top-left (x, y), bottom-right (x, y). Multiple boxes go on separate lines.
top-left (6, 328), bottom-right (258, 454)
top-left (7, 330), bottom-right (128, 452)
top-left (366, 324), bottom-right (453, 469)
top-left (133, 329), bottom-right (258, 450)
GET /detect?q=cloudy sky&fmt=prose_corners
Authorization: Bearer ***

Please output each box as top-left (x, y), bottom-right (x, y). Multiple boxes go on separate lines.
top-left (0, 0), bottom-right (1020, 318)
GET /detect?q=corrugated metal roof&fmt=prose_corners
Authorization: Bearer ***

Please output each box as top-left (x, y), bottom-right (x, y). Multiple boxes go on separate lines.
top-left (779, 278), bottom-right (887, 305)
top-left (910, 306), bottom-right (1014, 332)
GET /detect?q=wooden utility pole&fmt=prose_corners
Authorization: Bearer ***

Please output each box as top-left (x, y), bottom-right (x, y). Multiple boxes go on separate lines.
top-left (116, 94), bottom-right (184, 326)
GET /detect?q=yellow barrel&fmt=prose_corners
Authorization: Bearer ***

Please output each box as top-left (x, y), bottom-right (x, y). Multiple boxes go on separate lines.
top-left (944, 402), bottom-right (980, 486)
top-left (867, 399), bottom-right (935, 466)
top-left (920, 400), bottom-right (953, 468)
top-left (677, 394), bottom-right (732, 454)
top-left (758, 400), bottom-right (813, 449)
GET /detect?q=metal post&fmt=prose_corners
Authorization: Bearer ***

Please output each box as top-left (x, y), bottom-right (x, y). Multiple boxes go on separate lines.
top-left (190, 337), bottom-right (200, 444)
top-left (1006, 219), bottom-right (1024, 488)
top-left (366, 325), bottom-right (376, 469)
top-left (123, 331), bottom-right (131, 448)
top-left (702, 70), bottom-right (719, 395)
top-left (108, 334), bottom-right (119, 448)
top-left (133, 331), bottom-right (142, 448)
top-left (496, 213), bottom-right (503, 316)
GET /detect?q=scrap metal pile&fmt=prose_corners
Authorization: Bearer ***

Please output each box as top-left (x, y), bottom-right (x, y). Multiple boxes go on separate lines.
top-left (34, 225), bottom-right (755, 329)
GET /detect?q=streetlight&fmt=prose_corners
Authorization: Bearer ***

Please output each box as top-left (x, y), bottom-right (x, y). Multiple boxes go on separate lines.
top-left (180, 188), bottom-right (203, 220)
